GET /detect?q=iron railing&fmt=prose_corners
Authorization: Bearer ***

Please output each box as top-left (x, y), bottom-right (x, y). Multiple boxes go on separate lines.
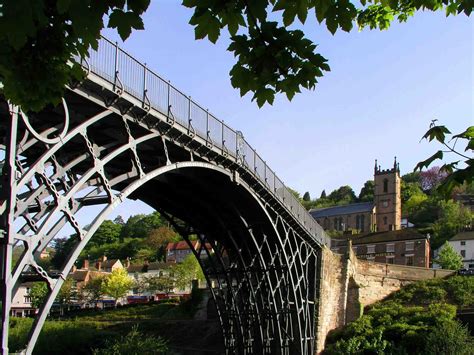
top-left (83, 37), bottom-right (329, 247)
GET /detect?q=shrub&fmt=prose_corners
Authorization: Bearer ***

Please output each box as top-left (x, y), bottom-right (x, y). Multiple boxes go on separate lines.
top-left (93, 326), bottom-right (167, 355)
top-left (424, 320), bottom-right (474, 355)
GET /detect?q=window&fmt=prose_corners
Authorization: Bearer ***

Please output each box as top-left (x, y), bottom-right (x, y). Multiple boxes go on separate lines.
top-left (386, 256), bottom-right (394, 264)
top-left (461, 241), bottom-right (466, 246)
top-left (334, 218), bottom-right (338, 230)
top-left (406, 255), bottom-right (414, 266)
top-left (352, 246), bottom-right (358, 255)
top-left (405, 242), bottom-right (414, 251)
top-left (386, 244), bottom-right (395, 253)
top-left (382, 200), bottom-right (389, 208)
top-left (461, 250), bottom-right (466, 258)
top-left (383, 178), bottom-right (388, 192)
top-left (383, 216), bottom-right (388, 225)
top-left (356, 215), bottom-right (360, 230)
top-left (367, 245), bottom-right (375, 254)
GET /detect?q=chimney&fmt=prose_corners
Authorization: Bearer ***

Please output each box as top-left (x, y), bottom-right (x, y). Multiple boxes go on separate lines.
top-left (83, 259), bottom-right (89, 270)
top-left (101, 255), bottom-right (107, 262)
top-left (126, 257), bottom-right (130, 268)
top-left (71, 265), bottom-right (77, 273)
top-left (96, 261), bottom-right (102, 271)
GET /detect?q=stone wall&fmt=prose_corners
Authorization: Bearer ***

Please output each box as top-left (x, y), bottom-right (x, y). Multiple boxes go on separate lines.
top-left (315, 244), bottom-right (455, 353)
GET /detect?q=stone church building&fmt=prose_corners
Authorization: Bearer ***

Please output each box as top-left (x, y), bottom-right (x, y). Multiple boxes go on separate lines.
top-left (310, 159), bottom-right (402, 233)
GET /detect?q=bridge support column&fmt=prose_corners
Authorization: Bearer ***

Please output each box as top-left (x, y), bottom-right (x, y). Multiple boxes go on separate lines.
top-left (0, 105), bottom-right (19, 355)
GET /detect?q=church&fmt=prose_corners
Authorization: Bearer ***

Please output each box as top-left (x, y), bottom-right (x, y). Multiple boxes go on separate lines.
top-left (310, 159), bottom-right (402, 233)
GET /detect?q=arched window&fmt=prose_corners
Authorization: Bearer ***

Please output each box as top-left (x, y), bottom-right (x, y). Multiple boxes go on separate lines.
top-left (383, 178), bottom-right (388, 193)
top-left (383, 216), bottom-right (388, 225)
top-left (356, 215), bottom-right (360, 230)
top-left (334, 218), bottom-right (338, 230)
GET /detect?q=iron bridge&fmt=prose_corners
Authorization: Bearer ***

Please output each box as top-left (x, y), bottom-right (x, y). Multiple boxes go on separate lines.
top-left (0, 37), bottom-right (329, 355)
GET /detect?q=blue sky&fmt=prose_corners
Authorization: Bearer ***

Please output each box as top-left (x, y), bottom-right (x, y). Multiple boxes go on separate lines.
top-left (99, 3), bottom-right (473, 220)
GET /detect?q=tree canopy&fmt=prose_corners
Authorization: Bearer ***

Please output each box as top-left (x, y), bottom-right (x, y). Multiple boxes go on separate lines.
top-left (435, 241), bottom-right (463, 270)
top-left (1, 0), bottom-right (472, 111)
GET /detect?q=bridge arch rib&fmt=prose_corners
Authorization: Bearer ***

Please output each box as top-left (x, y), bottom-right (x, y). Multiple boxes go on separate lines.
top-left (1, 38), bottom-right (327, 355)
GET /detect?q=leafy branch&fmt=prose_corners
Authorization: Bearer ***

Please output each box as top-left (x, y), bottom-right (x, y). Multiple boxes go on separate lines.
top-left (415, 120), bottom-right (474, 197)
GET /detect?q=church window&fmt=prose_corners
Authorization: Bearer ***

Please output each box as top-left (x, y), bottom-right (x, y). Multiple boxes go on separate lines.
top-left (382, 200), bottom-right (389, 208)
top-left (360, 215), bottom-right (365, 232)
top-left (334, 218), bottom-right (338, 230)
top-left (383, 216), bottom-right (388, 225)
top-left (356, 215), bottom-right (360, 230)
top-left (383, 179), bottom-right (388, 192)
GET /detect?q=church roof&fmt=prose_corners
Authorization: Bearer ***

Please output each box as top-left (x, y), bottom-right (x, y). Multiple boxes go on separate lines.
top-left (309, 202), bottom-right (374, 219)
top-left (450, 231), bottom-right (474, 241)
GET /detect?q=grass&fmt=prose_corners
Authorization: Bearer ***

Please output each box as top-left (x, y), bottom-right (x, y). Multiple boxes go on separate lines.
top-left (9, 290), bottom-right (205, 354)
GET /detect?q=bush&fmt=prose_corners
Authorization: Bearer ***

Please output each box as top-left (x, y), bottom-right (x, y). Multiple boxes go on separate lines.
top-left (93, 326), bottom-right (167, 355)
top-left (424, 320), bottom-right (474, 355)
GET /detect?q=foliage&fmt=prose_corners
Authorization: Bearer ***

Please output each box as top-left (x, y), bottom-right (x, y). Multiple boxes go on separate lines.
top-left (327, 185), bottom-right (356, 205)
top-left (51, 235), bottom-right (78, 269)
top-left (420, 166), bottom-right (448, 192)
top-left (79, 276), bottom-right (105, 306)
top-left (0, 0), bottom-right (150, 111)
top-left (3, 0), bottom-right (472, 112)
top-left (424, 319), bottom-right (474, 355)
top-left (146, 274), bottom-right (175, 295)
top-left (144, 226), bottom-right (181, 261)
top-left (358, 180), bottom-right (375, 202)
top-left (431, 200), bottom-right (473, 249)
top-left (9, 317), bottom-right (114, 355)
top-left (320, 190), bottom-right (327, 199)
top-left (435, 241), bottom-right (464, 270)
top-left (93, 326), bottom-right (167, 355)
top-left (29, 282), bottom-right (48, 309)
top-left (325, 275), bottom-right (474, 354)
top-left (415, 122), bottom-right (474, 197)
top-left (101, 269), bottom-right (134, 305)
top-left (174, 254), bottom-right (205, 291)
top-left (302, 191), bottom-right (311, 201)
top-left (120, 212), bottom-right (163, 240)
top-left (56, 277), bottom-right (76, 313)
top-left (88, 220), bottom-right (122, 248)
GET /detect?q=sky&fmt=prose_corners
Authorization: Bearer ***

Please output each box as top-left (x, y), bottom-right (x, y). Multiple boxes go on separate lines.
top-left (89, 3), bottom-right (473, 222)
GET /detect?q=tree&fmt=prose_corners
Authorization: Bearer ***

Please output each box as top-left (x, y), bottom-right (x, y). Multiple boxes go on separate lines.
top-left (302, 191), bottom-right (311, 201)
top-left (146, 274), bottom-right (175, 296)
top-left (56, 277), bottom-right (76, 315)
top-left (113, 215), bottom-right (125, 226)
top-left (424, 320), bottom-right (474, 355)
top-left (80, 276), bottom-right (105, 307)
top-left (320, 190), bottom-right (327, 199)
top-left (50, 235), bottom-right (78, 269)
top-left (144, 226), bottom-right (181, 261)
top-left (432, 200), bottom-right (473, 249)
top-left (420, 166), bottom-right (448, 192)
top-left (435, 241), bottom-right (463, 270)
top-left (2, 1), bottom-right (471, 112)
top-left (415, 122), bottom-right (473, 197)
top-left (29, 282), bottom-right (48, 309)
top-left (120, 212), bottom-right (164, 240)
top-left (101, 268), bottom-right (133, 306)
top-left (358, 180), bottom-right (375, 202)
top-left (174, 254), bottom-right (204, 291)
top-left (327, 185), bottom-right (356, 205)
top-left (89, 220), bottom-right (122, 247)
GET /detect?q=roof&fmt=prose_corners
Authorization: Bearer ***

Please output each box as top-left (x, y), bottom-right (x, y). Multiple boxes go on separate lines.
top-left (127, 262), bottom-right (174, 273)
top-left (166, 241), bottom-right (197, 251)
top-left (310, 202), bottom-right (374, 219)
top-left (102, 259), bottom-right (121, 268)
top-left (71, 270), bottom-right (89, 282)
top-left (332, 228), bottom-right (427, 246)
top-left (450, 231), bottom-right (474, 242)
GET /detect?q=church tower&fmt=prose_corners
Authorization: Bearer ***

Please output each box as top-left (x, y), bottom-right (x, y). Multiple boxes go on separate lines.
top-left (373, 158), bottom-right (401, 232)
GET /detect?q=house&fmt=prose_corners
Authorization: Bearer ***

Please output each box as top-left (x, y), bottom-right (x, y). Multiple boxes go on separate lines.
top-left (10, 282), bottom-right (36, 317)
top-left (331, 228), bottom-right (430, 267)
top-left (166, 240), bottom-right (213, 263)
top-left (310, 158), bottom-right (401, 233)
top-left (447, 231), bottom-right (474, 269)
top-left (95, 256), bottom-right (123, 272)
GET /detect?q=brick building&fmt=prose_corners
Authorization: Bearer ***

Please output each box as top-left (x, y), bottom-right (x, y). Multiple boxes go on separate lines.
top-left (330, 228), bottom-right (430, 267)
top-left (310, 158), bottom-right (401, 233)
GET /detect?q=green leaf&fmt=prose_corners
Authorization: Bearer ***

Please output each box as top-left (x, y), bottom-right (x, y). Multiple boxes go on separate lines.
top-left (108, 10), bottom-right (145, 41)
top-left (422, 125), bottom-right (451, 143)
top-left (453, 126), bottom-right (474, 139)
top-left (414, 150), bottom-right (443, 171)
